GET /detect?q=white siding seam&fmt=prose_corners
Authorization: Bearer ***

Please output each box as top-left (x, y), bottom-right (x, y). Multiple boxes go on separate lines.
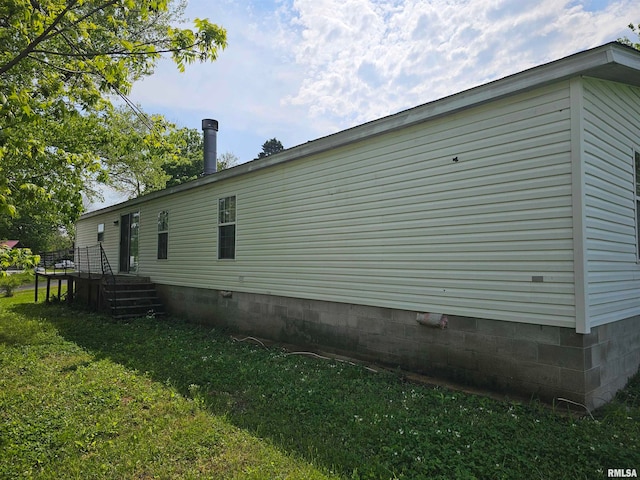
top-left (571, 77), bottom-right (590, 334)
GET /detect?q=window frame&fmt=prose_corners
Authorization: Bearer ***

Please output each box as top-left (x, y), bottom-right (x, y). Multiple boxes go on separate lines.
top-left (217, 195), bottom-right (236, 260)
top-left (157, 210), bottom-right (169, 260)
top-left (97, 223), bottom-right (105, 243)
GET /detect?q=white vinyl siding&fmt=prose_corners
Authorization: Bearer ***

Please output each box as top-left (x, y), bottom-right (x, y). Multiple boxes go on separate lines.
top-left (77, 81), bottom-right (576, 328)
top-left (75, 214), bottom-right (120, 272)
top-left (583, 78), bottom-right (640, 328)
top-left (636, 150), bottom-right (640, 261)
top-left (229, 84), bottom-right (575, 326)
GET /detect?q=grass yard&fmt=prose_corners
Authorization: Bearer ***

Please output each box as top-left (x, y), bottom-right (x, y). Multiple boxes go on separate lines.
top-left (1, 291), bottom-right (639, 479)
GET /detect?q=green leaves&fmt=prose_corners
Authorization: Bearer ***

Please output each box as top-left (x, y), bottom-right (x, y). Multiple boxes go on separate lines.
top-left (96, 105), bottom-right (178, 197)
top-left (619, 23), bottom-right (640, 50)
top-left (0, 0), bottom-right (227, 226)
top-left (257, 138), bottom-right (285, 159)
top-left (0, 245), bottom-right (40, 277)
top-left (169, 18), bottom-right (227, 71)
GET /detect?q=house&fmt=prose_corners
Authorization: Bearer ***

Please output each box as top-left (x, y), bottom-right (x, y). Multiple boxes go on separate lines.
top-left (0, 240), bottom-right (20, 249)
top-left (75, 42), bottom-right (640, 409)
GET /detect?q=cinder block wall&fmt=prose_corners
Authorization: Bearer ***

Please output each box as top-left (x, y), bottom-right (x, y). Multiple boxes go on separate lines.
top-left (156, 284), bottom-right (640, 409)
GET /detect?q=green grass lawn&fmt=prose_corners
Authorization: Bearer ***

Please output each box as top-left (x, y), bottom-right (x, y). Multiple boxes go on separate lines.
top-left (1, 290), bottom-right (639, 479)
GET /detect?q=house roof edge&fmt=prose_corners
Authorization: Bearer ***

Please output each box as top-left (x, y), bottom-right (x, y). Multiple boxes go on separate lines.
top-left (79, 42), bottom-right (640, 221)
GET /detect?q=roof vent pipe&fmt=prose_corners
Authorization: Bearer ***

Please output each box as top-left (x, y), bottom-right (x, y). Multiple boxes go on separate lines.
top-left (202, 118), bottom-right (218, 175)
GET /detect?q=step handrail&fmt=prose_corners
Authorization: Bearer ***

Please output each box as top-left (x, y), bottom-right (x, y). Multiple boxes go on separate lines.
top-left (99, 244), bottom-right (117, 315)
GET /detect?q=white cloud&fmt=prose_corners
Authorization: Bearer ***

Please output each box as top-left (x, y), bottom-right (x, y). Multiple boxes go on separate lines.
top-left (283, 0), bottom-right (640, 128)
top-left (127, 0), bottom-right (315, 160)
top-left (124, 0), bottom-right (640, 165)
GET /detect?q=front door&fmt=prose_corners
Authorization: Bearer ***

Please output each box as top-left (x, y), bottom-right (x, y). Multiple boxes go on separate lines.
top-left (119, 212), bottom-right (139, 273)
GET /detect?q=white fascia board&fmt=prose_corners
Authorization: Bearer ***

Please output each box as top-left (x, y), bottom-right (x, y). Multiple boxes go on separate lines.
top-left (80, 43), bottom-right (640, 221)
top-left (610, 44), bottom-right (640, 73)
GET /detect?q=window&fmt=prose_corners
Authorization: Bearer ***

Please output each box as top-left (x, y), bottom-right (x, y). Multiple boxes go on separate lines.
top-left (636, 151), bottom-right (640, 260)
top-left (218, 196), bottom-right (236, 259)
top-left (157, 211), bottom-right (168, 260)
top-left (97, 223), bottom-right (105, 242)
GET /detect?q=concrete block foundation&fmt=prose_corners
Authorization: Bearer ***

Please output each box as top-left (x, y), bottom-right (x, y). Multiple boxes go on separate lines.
top-left (156, 284), bottom-right (640, 410)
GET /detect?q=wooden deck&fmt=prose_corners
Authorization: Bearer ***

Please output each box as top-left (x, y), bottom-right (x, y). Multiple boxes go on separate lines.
top-left (34, 272), bottom-right (164, 318)
top-left (34, 271), bottom-right (104, 304)
top-left (34, 272), bottom-right (76, 303)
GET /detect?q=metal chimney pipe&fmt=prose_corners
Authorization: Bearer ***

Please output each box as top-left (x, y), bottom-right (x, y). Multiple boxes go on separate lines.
top-left (202, 119), bottom-right (218, 175)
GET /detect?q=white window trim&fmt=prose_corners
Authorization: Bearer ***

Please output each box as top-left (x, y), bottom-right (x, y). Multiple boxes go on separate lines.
top-left (217, 195), bottom-right (237, 260)
top-left (157, 210), bottom-right (169, 260)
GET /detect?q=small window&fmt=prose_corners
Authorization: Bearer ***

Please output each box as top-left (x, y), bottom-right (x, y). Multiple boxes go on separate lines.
top-left (97, 223), bottom-right (105, 242)
top-left (635, 151), bottom-right (640, 261)
top-left (157, 211), bottom-right (168, 260)
top-left (218, 196), bottom-right (236, 259)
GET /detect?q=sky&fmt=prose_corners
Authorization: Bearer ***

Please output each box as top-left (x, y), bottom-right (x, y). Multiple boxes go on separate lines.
top-left (95, 0), bottom-right (640, 209)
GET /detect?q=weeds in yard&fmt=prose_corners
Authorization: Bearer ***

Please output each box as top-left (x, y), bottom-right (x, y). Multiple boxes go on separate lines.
top-left (1, 291), bottom-right (639, 479)
top-left (0, 292), bottom-right (335, 480)
top-left (0, 272), bottom-right (33, 297)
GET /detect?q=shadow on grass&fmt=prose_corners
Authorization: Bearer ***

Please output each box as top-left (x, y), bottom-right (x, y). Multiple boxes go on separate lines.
top-left (11, 301), bottom-right (400, 478)
top-left (11, 300), bottom-right (640, 479)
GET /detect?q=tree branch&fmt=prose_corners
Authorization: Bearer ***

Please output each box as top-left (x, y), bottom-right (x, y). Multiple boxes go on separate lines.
top-left (0, 0), bottom-right (125, 77)
top-left (0, 0), bottom-right (79, 76)
top-left (30, 42), bottom-right (203, 59)
top-left (26, 53), bottom-right (92, 77)
top-left (48, 0), bottom-right (119, 40)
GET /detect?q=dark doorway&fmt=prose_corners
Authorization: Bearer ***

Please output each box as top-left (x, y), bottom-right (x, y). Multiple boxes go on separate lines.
top-left (119, 212), bottom-right (139, 273)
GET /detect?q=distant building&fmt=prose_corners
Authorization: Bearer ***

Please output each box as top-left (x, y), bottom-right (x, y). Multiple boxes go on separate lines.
top-left (0, 240), bottom-right (20, 249)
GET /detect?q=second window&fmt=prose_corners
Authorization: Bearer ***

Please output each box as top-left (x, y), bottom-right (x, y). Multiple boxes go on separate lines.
top-left (157, 211), bottom-right (169, 260)
top-left (218, 196), bottom-right (236, 259)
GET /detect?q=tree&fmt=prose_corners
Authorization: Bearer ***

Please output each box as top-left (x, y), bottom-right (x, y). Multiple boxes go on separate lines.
top-left (0, 0), bottom-right (227, 220)
top-left (162, 127), bottom-right (238, 187)
top-left (0, 245), bottom-right (40, 296)
top-left (256, 138), bottom-right (284, 159)
top-left (619, 23), bottom-right (640, 50)
top-left (0, 110), bottom-right (106, 236)
top-left (218, 151), bottom-right (239, 171)
top-left (0, 246), bottom-right (40, 274)
top-left (162, 127), bottom-right (204, 187)
top-left (0, 211), bottom-right (73, 254)
top-left (97, 105), bottom-right (177, 197)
